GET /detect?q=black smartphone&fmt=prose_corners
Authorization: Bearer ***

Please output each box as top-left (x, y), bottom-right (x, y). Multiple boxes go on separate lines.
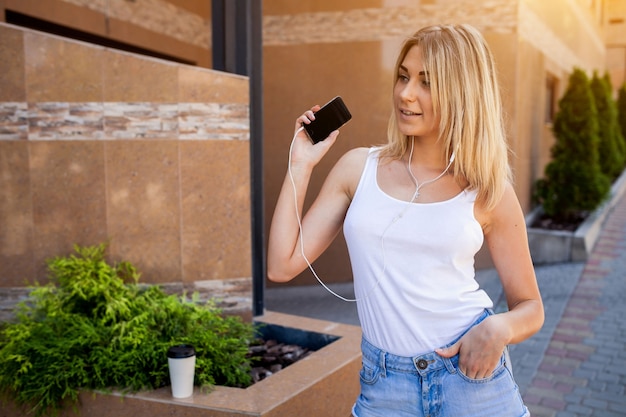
top-left (303, 96), bottom-right (352, 143)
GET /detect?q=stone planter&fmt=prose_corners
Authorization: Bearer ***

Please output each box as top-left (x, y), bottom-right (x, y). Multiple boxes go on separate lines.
top-left (526, 170), bottom-right (626, 264)
top-left (3, 311), bottom-right (362, 417)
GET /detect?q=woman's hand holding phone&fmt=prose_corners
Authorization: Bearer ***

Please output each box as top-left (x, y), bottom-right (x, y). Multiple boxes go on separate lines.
top-left (303, 96), bottom-right (352, 143)
top-left (291, 105), bottom-right (339, 170)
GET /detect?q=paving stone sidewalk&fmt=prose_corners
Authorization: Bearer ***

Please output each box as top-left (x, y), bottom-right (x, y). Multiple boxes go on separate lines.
top-left (520, 194), bottom-right (626, 417)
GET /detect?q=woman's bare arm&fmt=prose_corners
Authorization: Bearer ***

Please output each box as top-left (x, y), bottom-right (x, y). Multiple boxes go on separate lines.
top-left (267, 109), bottom-right (366, 282)
top-left (437, 184), bottom-right (544, 379)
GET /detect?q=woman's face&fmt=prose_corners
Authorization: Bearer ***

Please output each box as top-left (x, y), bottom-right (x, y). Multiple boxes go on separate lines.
top-left (393, 46), bottom-right (440, 140)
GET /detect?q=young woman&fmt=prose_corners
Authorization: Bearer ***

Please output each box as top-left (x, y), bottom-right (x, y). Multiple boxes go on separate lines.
top-left (267, 24), bottom-right (543, 417)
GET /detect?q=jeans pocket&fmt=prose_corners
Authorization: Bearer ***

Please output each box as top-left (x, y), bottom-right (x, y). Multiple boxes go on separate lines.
top-left (454, 354), bottom-right (507, 384)
top-left (359, 356), bottom-right (382, 385)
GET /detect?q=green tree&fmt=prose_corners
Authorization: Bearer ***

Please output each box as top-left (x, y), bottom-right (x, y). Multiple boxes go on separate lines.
top-left (591, 72), bottom-right (625, 178)
top-left (618, 83), bottom-right (626, 155)
top-left (535, 68), bottom-right (610, 221)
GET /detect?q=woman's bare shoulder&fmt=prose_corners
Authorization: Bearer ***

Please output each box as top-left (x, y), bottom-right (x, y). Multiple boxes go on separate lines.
top-left (328, 147), bottom-right (372, 198)
top-left (342, 146), bottom-right (371, 163)
top-left (475, 182), bottom-right (521, 233)
top-left (340, 146), bottom-right (373, 174)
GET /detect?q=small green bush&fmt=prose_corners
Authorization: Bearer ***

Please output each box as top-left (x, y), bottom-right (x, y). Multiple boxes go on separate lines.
top-left (0, 244), bottom-right (256, 416)
top-left (591, 72), bottom-right (625, 179)
top-left (534, 68), bottom-right (610, 222)
top-left (618, 83), bottom-right (626, 149)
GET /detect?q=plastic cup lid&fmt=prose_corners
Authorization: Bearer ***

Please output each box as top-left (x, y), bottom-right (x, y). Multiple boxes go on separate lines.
top-left (167, 344), bottom-right (195, 358)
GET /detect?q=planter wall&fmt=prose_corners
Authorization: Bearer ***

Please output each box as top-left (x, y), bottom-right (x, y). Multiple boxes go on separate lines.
top-left (527, 170), bottom-right (626, 264)
top-left (2, 311), bottom-right (362, 417)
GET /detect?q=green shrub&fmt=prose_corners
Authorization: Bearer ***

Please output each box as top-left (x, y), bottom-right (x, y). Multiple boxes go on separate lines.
top-left (618, 83), bottom-right (626, 150)
top-left (0, 244), bottom-right (255, 416)
top-left (591, 72), bottom-right (625, 179)
top-left (534, 68), bottom-right (610, 222)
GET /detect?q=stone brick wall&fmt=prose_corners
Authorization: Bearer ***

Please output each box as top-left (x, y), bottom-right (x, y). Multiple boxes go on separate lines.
top-left (0, 22), bottom-right (252, 316)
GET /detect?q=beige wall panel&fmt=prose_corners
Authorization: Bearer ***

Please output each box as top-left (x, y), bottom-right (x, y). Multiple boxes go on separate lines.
top-left (484, 32), bottom-right (542, 213)
top-left (0, 141), bottom-right (35, 286)
top-left (606, 47), bottom-right (626, 91)
top-left (539, 123), bottom-right (556, 176)
top-left (264, 39), bottom-right (398, 285)
top-left (484, 32), bottom-right (518, 142)
top-left (178, 66), bottom-right (249, 104)
top-left (478, 32), bottom-right (566, 220)
top-left (105, 140), bottom-right (182, 283)
top-left (605, 21), bottom-right (626, 45)
top-left (109, 231), bottom-right (182, 284)
top-left (0, 24), bottom-right (26, 101)
top-left (103, 49), bottom-right (178, 102)
top-left (180, 140), bottom-right (251, 282)
top-left (110, 231), bottom-right (183, 283)
top-left (513, 41), bottom-right (546, 212)
top-left (30, 140), bottom-right (108, 280)
top-left (605, 0), bottom-right (626, 44)
top-left (24, 31), bottom-right (104, 102)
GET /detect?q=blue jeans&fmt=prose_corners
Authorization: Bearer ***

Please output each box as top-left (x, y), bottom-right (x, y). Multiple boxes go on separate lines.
top-left (352, 310), bottom-right (529, 417)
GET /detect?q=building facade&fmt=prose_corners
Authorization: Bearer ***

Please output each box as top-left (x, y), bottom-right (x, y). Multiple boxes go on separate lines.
top-left (262, 0), bottom-right (614, 283)
top-left (0, 1), bottom-right (623, 315)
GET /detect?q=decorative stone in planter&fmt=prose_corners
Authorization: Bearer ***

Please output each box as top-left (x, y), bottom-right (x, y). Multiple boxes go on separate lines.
top-left (2, 311), bottom-right (362, 417)
top-left (526, 170), bottom-right (626, 264)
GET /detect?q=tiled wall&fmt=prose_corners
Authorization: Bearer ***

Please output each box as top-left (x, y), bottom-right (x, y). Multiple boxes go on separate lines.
top-left (0, 23), bottom-right (252, 314)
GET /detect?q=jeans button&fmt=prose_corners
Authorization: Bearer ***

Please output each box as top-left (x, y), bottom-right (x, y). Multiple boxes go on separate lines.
top-left (416, 359), bottom-right (428, 370)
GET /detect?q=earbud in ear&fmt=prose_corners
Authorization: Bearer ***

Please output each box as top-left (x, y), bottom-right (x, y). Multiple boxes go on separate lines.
top-left (450, 152), bottom-right (456, 163)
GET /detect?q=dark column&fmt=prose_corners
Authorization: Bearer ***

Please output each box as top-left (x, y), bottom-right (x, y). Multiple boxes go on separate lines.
top-left (212, 0), bottom-right (265, 316)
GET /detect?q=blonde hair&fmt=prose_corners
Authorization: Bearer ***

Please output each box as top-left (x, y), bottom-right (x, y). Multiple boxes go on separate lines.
top-left (380, 24), bottom-right (511, 211)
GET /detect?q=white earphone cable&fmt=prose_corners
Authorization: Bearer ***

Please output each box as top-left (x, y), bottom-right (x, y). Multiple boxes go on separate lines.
top-left (288, 127), bottom-right (358, 302)
top-left (287, 130), bottom-right (453, 303)
top-left (406, 139), bottom-right (455, 201)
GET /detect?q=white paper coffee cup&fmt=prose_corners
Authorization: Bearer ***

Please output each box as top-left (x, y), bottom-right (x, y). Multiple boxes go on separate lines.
top-left (167, 345), bottom-right (196, 398)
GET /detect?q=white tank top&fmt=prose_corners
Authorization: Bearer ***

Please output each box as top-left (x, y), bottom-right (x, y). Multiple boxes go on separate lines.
top-left (343, 148), bottom-right (493, 356)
